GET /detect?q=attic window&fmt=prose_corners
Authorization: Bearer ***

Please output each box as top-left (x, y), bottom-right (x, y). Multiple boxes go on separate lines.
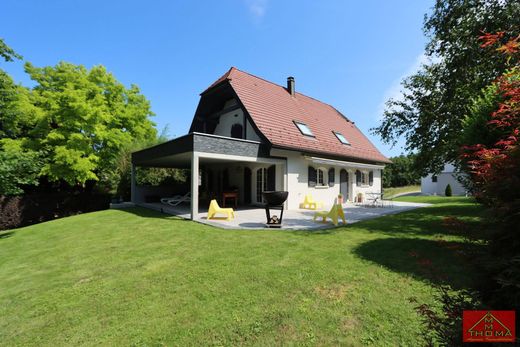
top-left (294, 121), bottom-right (314, 137)
top-left (333, 131), bottom-right (350, 145)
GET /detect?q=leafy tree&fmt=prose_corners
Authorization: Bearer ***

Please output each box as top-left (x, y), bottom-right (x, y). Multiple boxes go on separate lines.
top-left (382, 154), bottom-right (421, 187)
top-left (0, 38), bottom-right (22, 62)
top-left (0, 139), bottom-right (42, 195)
top-left (15, 62), bottom-right (157, 187)
top-left (373, 0), bottom-right (520, 175)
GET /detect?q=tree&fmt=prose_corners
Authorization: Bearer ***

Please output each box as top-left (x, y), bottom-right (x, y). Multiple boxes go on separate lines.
top-left (382, 154), bottom-right (421, 187)
top-left (373, 0), bottom-right (520, 175)
top-left (16, 62), bottom-right (157, 187)
top-left (461, 33), bottom-right (520, 310)
top-left (0, 139), bottom-right (42, 195)
top-left (0, 38), bottom-right (22, 62)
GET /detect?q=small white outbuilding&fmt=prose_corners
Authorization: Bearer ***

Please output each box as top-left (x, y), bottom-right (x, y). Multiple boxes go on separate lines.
top-left (421, 163), bottom-right (467, 196)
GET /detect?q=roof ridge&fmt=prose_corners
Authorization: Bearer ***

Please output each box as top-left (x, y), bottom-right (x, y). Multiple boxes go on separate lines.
top-left (230, 67), bottom-right (352, 124)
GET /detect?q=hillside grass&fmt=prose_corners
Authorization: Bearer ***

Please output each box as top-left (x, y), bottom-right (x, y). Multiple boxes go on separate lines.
top-left (382, 185), bottom-right (421, 199)
top-left (0, 197), bottom-right (483, 346)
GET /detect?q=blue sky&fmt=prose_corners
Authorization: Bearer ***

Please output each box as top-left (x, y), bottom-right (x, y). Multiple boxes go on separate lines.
top-left (1, 0), bottom-right (433, 157)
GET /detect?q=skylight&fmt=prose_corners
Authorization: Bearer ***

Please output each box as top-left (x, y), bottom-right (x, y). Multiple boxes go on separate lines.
top-left (294, 121), bottom-right (314, 137)
top-left (333, 131), bottom-right (350, 145)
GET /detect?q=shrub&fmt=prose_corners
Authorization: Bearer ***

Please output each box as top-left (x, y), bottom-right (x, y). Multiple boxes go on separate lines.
top-left (0, 193), bottom-right (110, 230)
top-left (445, 184), bottom-right (452, 196)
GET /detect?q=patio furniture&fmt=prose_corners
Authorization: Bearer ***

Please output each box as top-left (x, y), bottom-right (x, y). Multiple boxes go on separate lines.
top-left (222, 191), bottom-right (238, 208)
top-left (208, 199), bottom-right (235, 221)
top-left (313, 204), bottom-right (346, 226)
top-left (366, 192), bottom-right (383, 207)
top-left (263, 191), bottom-right (289, 228)
top-left (299, 194), bottom-right (323, 210)
top-left (160, 192), bottom-right (191, 206)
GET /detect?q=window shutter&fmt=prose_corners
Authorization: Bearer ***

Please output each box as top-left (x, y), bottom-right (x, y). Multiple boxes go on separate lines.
top-left (356, 170), bottom-right (361, 187)
top-left (308, 166), bottom-right (317, 187)
top-left (328, 168), bottom-right (335, 187)
top-left (369, 171), bottom-right (374, 186)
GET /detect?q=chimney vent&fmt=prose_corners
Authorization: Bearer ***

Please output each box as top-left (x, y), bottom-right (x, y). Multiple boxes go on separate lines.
top-left (287, 76), bottom-right (295, 96)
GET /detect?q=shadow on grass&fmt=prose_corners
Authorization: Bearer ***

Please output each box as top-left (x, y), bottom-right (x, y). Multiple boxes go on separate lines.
top-left (0, 231), bottom-right (15, 240)
top-left (354, 237), bottom-right (483, 290)
top-left (354, 203), bottom-right (486, 238)
top-left (114, 206), bottom-right (185, 220)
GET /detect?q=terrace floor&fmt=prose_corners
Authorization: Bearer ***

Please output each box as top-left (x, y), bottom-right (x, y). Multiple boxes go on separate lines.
top-left (132, 201), bottom-right (431, 230)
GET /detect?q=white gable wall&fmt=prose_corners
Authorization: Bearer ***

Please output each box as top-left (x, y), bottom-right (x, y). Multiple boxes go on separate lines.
top-left (213, 108), bottom-right (262, 142)
top-left (421, 172), bottom-right (467, 196)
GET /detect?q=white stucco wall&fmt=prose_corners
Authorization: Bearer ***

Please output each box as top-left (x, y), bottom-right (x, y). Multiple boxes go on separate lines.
top-left (271, 149), bottom-right (382, 209)
top-left (421, 164), bottom-right (467, 196)
top-left (213, 108), bottom-right (261, 142)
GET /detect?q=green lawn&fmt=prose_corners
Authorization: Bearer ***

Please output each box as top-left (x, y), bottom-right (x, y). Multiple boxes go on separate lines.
top-left (0, 197), bottom-right (483, 346)
top-left (382, 185), bottom-right (421, 199)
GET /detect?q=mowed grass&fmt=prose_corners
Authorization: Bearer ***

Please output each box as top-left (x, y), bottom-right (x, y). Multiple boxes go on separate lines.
top-left (0, 197), bottom-right (483, 346)
top-left (382, 185), bottom-right (421, 199)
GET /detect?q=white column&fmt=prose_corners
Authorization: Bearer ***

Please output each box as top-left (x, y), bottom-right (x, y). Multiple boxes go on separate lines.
top-left (131, 164), bottom-right (136, 203)
top-left (190, 152), bottom-right (199, 220)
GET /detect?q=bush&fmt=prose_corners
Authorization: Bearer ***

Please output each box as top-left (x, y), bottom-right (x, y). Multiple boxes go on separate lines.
top-left (445, 184), bottom-right (452, 196)
top-left (0, 193), bottom-right (110, 230)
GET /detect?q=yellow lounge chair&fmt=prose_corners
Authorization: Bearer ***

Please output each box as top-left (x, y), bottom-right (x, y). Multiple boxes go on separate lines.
top-left (299, 194), bottom-right (324, 210)
top-left (208, 199), bottom-right (235, 221)
top-left (313, 204), bottom-right (346, 226)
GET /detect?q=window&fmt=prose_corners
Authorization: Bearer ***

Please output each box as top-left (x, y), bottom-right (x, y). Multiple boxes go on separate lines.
top-left (361, 171), bottom-right (369, 185)
top-left (356, 170), bottom-right (371, 186)
top-left (317, 168), bottom-right (325, 186)
top-left (256, 168), bottom-right (268, 203)
top-left (231, 123), bottom-right (243, 139)
top-left (432, 175), bottom-right (438, 183)
top-left (294, 121), bottom-right (314, 137)
top-left (333, 131), bottom-right (350, 145)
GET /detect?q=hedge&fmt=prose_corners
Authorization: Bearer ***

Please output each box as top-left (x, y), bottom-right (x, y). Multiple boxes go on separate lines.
top-left (0, 193), bottom-right (110, 230)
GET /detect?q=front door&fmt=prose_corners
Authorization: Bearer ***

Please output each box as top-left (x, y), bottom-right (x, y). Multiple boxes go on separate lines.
top-left (340, 169), bottom-right (349, 200)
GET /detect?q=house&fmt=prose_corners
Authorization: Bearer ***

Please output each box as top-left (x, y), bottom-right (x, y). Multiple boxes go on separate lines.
top-left (421, 163), bottom-right (467, 196)
top-left (131, 67), bottom-right (391, 219)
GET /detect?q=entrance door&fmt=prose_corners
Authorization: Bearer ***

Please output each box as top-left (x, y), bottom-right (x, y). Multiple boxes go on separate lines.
top-left (244, 167), bottom-right (252, 204)
top-left (256, 165), bottom-right (276, 203)
top-left (256, 167), bottom-right (268, 203)
top-left (340, 169), bottom-right (349, 200)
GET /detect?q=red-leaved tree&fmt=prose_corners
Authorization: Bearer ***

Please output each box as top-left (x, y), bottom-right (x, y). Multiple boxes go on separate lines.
top-left (461, 32), bottom-right (519, 307)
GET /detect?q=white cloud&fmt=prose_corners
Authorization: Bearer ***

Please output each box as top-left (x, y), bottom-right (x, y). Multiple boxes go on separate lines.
top-left (245, 0), bottom-right (268, 19)
top-left (376, 53), bottom-right (430, 120)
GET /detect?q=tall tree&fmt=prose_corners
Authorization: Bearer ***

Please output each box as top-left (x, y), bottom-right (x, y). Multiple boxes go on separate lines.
top-left (373, 0), bottom-right (520, 175)
top-left (0, 39), bottom-right (41, 195)
top-left (6, 62), bottom-right (157, 189)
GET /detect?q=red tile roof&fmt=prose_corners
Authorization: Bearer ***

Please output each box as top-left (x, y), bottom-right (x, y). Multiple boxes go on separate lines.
top-left (206, 67), bottom-right (390, 164)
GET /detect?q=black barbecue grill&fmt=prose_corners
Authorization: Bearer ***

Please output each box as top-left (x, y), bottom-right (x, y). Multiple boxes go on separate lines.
top-left (262, 191), bottom-right (289, 228)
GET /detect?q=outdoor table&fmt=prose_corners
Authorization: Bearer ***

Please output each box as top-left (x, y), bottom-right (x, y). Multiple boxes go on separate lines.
top-left (222, 191), bottom-right (238, 208)
top-left (365, 192), bottom-right (382, 207)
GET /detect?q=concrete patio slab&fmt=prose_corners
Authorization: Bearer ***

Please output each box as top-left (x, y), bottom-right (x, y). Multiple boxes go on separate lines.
top-left (136, 201), bottom-right (430, 230)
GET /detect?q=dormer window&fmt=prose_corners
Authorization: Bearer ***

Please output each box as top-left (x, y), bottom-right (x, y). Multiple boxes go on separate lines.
top-left (333, 131), bottom-right (350, 145)
top-left (294, 121), bottom-right (314, 137)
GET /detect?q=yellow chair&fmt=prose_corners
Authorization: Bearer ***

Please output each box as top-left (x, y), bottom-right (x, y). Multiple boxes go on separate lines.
top-left (208, 199), bottom-right (235, 221)
top-left (313, 204), bottom-right (346, 226)
top-left (299, 194), bottom-right (324, 210)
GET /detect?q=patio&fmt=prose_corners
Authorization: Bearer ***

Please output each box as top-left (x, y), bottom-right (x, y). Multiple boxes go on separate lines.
top-left (136, 200), bottom-right (431, 230)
